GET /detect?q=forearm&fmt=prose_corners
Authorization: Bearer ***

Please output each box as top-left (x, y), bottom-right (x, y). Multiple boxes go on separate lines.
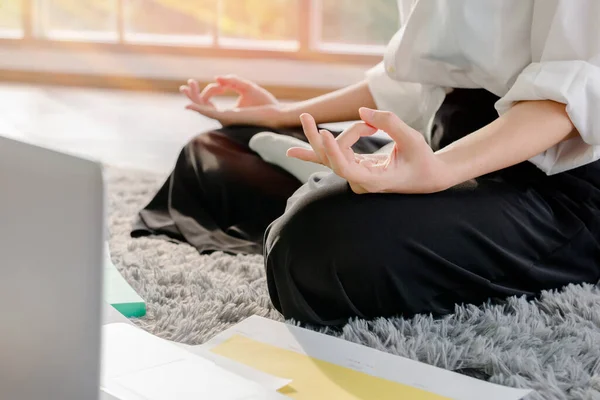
top-left (436, 100), bottom-right (577, 187)
top-left (277, 80), bottom-right (377, 127)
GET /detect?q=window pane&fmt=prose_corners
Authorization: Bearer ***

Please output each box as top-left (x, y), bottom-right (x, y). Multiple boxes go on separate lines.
top-left (219, 0), bottom-right (298, 45)
top-left (39, 0), bottom-right (118, 40)
top-left (320, 0), bottom-right (398, 46)
top-left (124, 0), bottom-right (216, 43)
top-left (0, 0), bottom-right (22, 35)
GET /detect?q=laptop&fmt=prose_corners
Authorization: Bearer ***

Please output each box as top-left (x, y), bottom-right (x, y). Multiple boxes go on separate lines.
top-left (0, 137), bottom-right (104, 400)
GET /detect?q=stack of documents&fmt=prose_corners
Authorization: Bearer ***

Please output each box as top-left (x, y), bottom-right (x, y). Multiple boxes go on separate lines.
top-left (102, 304), bottom-right (532, 400)
top-left (200, 316), bottom-right (532, 400)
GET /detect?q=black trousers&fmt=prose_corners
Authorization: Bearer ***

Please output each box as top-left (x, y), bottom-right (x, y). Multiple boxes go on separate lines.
top-left (264, 90), bottom-right (600, 325)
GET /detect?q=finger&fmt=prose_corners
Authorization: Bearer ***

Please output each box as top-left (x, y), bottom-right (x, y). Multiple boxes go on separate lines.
top-left (286, 147), bottom-right (321, 164)
top-left (181, 85), bottom-right (215, 108)
top-left (359, 107), bottom-right (421, 151)
top-left (185, 103), bottom-right (223, 120)
top-left (358, 158), bottom-right (376, 169)
top-left (180, 85), bottom-right (196, 103)
top-left (322, 130), bottom-right (364, 182)
top-left (186, 104), bottom-right (259, 127)
top-left (199, 83), bottom-right (227, 103)
top-left (353, 154), bottom-right (385, 171)
top-left (188, 79), bottom-right (198, 91)
top-left (320, 129), bottom-right (353, 165)
top-left (336, 122), bottom-right (378, 150)
top-left (216, 75), bottom-right (255, 94)
top-left (358, 107), bottom-right (407, 132)
top-left (300, 113), bottom-right (327, 165)
top-left (186, 79), bottom-right (204, 103)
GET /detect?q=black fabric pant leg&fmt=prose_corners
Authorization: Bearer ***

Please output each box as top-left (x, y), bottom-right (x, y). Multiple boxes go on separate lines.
top-left (133, 125), bottom-right (305, 254)
top-left (264, 88), bottom-right (600, 325)
top-left (264, 171), bottom-right (600, 325)
top-left (132, 124), bottom-right (390, 254)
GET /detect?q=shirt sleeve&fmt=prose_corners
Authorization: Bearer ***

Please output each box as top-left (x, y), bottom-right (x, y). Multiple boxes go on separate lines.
top-left (366, 61), bottom-right (446, 138)
top-left (495, 0), bottom-right (600, 175)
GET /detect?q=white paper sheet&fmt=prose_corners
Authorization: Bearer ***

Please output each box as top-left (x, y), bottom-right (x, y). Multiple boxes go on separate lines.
top-left (100, 382), bottom-right (145, 400)
top-left (101, 307), bottom-right (290, 398)
top-left (102, 302), bottom-right (134, 325)
top-left (100, 387), bottom-right (122, 400)
top-left (100, 304), bottom-right (147, 400)
top-left (184, 346), bottom-right (292, 392)
top-left (101, 323), bottom-right (273, 400)
top-left (112, 359), bottom-right (264, 400)
top-left (201, 316), bottom-right (532, 400)
top-left (102, 323), bottom-right (214, 379)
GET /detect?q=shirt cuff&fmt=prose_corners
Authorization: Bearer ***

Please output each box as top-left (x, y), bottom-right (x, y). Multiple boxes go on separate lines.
top-left (496, 61), bottom-right (600, 175)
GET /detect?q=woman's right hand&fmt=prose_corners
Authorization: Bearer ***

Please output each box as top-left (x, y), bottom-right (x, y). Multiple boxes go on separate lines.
top-left (180, 75), bottom-right (285, 128)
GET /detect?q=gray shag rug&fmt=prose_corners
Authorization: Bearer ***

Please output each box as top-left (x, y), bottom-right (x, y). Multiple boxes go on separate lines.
top-left (105, 166), bottom-right (600, 400)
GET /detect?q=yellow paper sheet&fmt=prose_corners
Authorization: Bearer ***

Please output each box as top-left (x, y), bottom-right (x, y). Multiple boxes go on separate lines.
top-left (211, 335), bottom-right (450, 400)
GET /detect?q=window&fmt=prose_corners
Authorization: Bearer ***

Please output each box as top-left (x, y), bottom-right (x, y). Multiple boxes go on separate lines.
top-left (38, 0), bottom-right (119, 41)
top-left (2, 0), bottom-right (399, 61)
top-left (123, 0), bottom-right (300, 49)
top-left (0, 0), bottom-right (22, 37)
top-left (124, 0), bottom-right (214, 45)
top-left (219, 0), bottom-right (299, 50)
top-left (319, 0), bottom-right (398, 53)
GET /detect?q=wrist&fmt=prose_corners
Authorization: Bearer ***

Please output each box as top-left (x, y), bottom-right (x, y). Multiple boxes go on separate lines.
top-left (433, 145), bottom-right (475, 190)
top-left (273, 104), bottom-right (301, 128)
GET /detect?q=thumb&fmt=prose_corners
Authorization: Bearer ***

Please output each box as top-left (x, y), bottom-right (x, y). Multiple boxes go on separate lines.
top-left (359, 107), bottom-right (420, 151)
top-left (186, 103), bottom-right (220, 119)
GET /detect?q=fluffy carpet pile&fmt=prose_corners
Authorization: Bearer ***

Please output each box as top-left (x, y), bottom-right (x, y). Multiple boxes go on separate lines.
top-left (105, 166), bottom-right (600, 400)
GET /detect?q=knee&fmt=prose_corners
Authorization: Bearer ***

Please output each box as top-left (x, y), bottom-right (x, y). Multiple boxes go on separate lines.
top-left (265, 195), bottom-right (331, 273)
top-left (189, 125), bottom-right (268, 151)
top-left (264, 190), bottom-right (406, 324)
top-left (187, 130), bottom-right (238, 153)
top-left (265, 183), bottom-right (349, 263)
top-left (264, 199), bottom-right (342, 323)
top-left (264, 189), bottom-right (341, 314)
top-left (180, 130), bottom-right (253, 175)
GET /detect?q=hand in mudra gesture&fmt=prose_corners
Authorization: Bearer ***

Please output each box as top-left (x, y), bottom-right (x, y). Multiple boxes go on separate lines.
top-left (180, 75), bottom-right (283, 128)
top-left (288, 108), bottom-right (452, 194)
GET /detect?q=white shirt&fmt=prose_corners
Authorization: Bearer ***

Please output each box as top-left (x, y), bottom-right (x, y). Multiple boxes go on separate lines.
top-left (367, 0), bottom-right (600, 175)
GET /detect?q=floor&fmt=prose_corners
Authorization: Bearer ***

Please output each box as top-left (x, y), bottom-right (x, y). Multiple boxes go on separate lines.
top-left (0, 83), bottom-right (223, 174)
top-left (0, 82), bottom-right (357, 174)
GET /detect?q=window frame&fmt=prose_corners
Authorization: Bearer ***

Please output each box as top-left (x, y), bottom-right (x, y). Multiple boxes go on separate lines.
top-left (0, 0), bottom-right (383, 65)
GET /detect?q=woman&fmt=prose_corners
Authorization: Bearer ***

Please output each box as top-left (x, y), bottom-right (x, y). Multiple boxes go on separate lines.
top-left (134, 0), bottom-right (600, 325)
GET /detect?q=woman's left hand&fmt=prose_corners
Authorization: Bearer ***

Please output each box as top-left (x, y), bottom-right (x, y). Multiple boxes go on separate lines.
top-left (287, 108), bottom-right (454, 194)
